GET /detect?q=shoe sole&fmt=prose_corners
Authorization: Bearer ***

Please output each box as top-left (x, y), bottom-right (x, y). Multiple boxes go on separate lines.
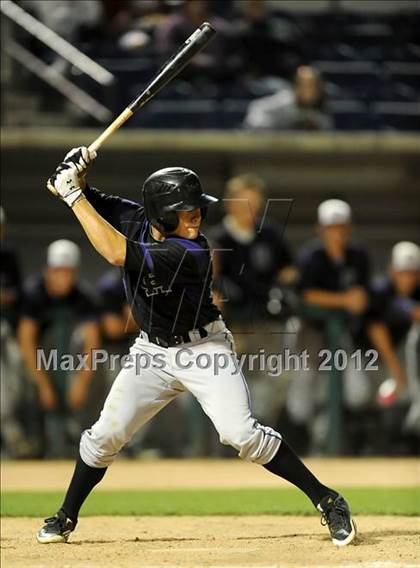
top-left (332, 518), bottom-right (357, 547)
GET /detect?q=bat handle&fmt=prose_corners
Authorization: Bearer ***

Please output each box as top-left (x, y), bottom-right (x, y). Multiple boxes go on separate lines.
top-left (46, 105), bottom-right (134, 195)
top-left (88, 107), bottom-right (134, 153)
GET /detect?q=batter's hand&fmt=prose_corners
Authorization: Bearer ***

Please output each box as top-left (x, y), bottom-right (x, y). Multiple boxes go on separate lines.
top-left (47, 162), bottom-right (84, 208)
top-left (63, 146), bottom-right (96, 176)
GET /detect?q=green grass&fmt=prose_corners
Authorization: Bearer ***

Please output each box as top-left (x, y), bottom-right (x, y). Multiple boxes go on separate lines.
top-left (1, 487), bottom-right (419, 517)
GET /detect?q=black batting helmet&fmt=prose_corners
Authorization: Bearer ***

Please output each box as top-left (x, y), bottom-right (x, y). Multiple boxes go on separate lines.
top-left (142, 167), bottom-right (218, 234)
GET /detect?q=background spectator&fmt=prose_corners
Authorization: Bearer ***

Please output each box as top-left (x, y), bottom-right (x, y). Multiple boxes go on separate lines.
top-left (369, 241), bottom-right (420, 394)
top-left (155, 0), bottom-right (233, 83)
top-left (18, 240), bottom-right (100, 458)
top-left (286, 199), bottom-right (371, 454)
top-left (244, 65), bottom-right (332, 131)
top-left (234, 0), bottom-right (303, 81)
top-left (368, 241), bottom-right (420, 451)
top-left (0, 206), bottom-right (31, 458)
top-left (210, 173), bottom-right (295, 425)
top-left (3, 0), bottom-right (420, 130)
top-left (211, 173), bottom-right (295, 326)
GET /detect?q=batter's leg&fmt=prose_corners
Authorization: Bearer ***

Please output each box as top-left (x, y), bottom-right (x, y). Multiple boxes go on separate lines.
top-left (37, 345), bottom-right (183, 543)
top-left (176, 330), bottom-right (357, 546)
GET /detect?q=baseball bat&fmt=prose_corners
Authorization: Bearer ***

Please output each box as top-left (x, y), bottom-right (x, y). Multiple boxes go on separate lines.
top-left (88, 22), bottom-right (216, 152)
top-left (48, 22), bottom-right (216, 193)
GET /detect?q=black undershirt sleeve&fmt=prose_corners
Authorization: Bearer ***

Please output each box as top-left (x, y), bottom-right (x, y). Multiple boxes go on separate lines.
top-left (84, 185), bottom-right (141, 232)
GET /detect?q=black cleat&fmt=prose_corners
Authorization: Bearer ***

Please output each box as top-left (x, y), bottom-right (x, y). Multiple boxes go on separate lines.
top-left (318, 494), bottom-right (357, 547)
top-left (36, 510), bottom-right (75, 544)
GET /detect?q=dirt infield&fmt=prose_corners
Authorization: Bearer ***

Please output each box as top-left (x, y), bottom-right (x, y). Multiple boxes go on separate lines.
top-left (2, 457), bottom-right (419, 490)
top-left (2, 516), bottom-right (420, 568)
top-left (2, 459), bottom-right (419, 567)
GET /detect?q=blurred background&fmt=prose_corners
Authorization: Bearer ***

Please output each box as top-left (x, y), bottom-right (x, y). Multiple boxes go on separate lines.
top-left (1, 0), bottom-right (419, 461)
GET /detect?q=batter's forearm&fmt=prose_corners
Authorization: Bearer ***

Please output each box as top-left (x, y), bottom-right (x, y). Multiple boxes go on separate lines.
top-left (72, 196), bottom-right (126, 265)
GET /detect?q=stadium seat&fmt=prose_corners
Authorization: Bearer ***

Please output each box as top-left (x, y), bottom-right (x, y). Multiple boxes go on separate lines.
top-left (129, 99), bottom-right (220, 129)
top-left (329, 99), bottom-right (374, 130)
top-left (314, 61), bottom-right (379, 101)
top-left (373, 101), bottom-right (420, 131)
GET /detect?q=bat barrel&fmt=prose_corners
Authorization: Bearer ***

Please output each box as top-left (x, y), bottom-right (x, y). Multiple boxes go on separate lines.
top-left (129, 22), bottom-right (216, 113)
top-left (80, 22), bottom-right (216, 154)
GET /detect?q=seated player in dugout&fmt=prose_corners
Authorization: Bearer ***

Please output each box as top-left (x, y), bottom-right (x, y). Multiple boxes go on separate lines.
top-left (298, 199), bottom-right (370, 320)
top-left (367, 242), bottom-right (420, 425)
top-left (37, 147), bottom-right (357, 547)
top-left (18, 240), bottom-right (100, 458)
top-left (286, 199), bottom-right (372, 446)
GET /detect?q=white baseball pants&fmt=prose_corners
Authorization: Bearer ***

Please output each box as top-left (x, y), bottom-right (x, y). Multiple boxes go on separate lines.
top-left (80, 321), bottom-right (282, 467)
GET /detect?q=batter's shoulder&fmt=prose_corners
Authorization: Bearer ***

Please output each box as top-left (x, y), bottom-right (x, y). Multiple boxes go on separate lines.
top-left (164, 235), bottom-right (211, 274)
top-left (165, 233), bottom-right (209, 250)
top-left (119, 203), bottom-right (146, 237)
top-left (119, 200), bottom-right (145, 223)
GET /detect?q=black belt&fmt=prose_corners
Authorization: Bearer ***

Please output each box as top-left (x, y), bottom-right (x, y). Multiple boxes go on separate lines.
top-left (144, 327), bottom-right (209, 348)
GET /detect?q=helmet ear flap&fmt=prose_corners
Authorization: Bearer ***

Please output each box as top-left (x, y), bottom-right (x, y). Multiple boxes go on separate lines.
top-left (151, 211), bottom-right (179, 235)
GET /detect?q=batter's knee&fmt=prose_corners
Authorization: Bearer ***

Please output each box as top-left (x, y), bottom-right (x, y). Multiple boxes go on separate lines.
top-left (218, 419), bottom-right (282, 465)
top-left (79, 423), bottom-right (129, 468)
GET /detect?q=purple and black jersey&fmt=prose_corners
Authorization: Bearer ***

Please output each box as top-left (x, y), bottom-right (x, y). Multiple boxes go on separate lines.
top-left (84, 185), bottom-right (220, 336)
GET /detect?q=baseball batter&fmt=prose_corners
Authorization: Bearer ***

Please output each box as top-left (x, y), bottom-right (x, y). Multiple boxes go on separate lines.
top-left (37, 147), bottom-right (356, 547)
